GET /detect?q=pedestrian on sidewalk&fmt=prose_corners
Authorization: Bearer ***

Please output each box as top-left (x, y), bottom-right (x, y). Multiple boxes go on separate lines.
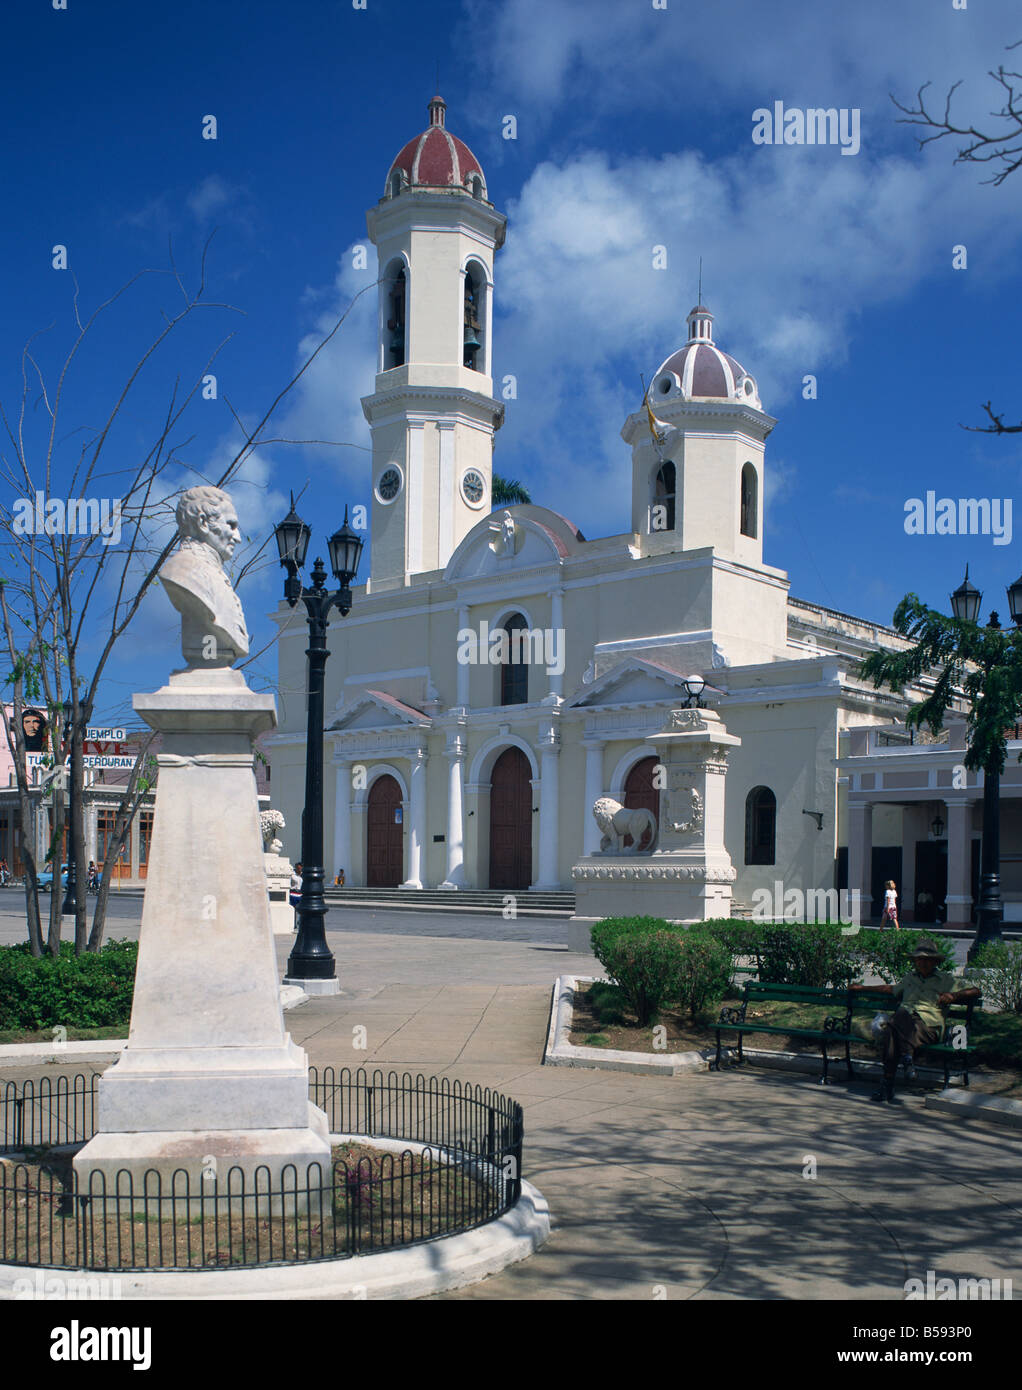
top-left (880, 879), bottom-right (900, 930)
top-left (290, 862), bottom-right (303, 929)
top-left (852, 938), bottom-right (978, 1104)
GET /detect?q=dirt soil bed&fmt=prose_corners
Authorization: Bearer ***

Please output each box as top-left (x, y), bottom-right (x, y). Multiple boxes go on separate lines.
top-left (569, 982), bottom-right (1022, 1098)
top-left (0, 1141), bottom-right (497, 1269)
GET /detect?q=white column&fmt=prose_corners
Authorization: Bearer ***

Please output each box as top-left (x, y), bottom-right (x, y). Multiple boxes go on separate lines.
top-left (456, 604), bottom-right (470, 710)
top-left (535, 725), bottom-right (561, 889)
top-left (582, 740), bottom-right (604, 856)
top-left (440, 736), bottom-right (466, 889)
top-left (129, 809), bottom-right (140, 883)
top-left (899, 803), bottom-right (919, 922)
top-left (847, 801), bottom-right (873, 922)
top-left (350, 799), bottom-right (367, 888)
top-left (548, 588), bottom-right (564, 703)
top-left (945, 798), bottom-right (974, 929)
top-left (86, 801), bottom-right (98, 863)
top-left (333, 758), bottom-right (351, 883)
top-left (36, 802), bottom-right (49, 865)
top-left (406, 423), bottom-right (425, 576)
top-left (402, 748), bottom-right (428, 889)
top-left (437, 423), bottom-right (456, 568)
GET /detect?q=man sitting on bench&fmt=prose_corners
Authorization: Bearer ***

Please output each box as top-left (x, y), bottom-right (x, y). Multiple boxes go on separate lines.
top-left (851, 938), bottom-right (979, 1105)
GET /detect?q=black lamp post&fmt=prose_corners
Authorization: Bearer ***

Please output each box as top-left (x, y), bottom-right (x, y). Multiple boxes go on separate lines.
top-left (61, 697), bottom-right (78, 916)
top-left (950, 566), bottom-right (1017, 959)
top-left (274, 495), bottom-right (363, 986)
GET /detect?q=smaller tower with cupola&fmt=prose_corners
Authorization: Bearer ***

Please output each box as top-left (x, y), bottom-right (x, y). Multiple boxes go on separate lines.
top-left (362, 95), bottom-right (507, 589)
top-left (622, 305), bottom-right (776, 568)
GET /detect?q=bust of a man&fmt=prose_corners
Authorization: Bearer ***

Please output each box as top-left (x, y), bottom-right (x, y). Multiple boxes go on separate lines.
top-left (160, 486), bottom-right (250, 667)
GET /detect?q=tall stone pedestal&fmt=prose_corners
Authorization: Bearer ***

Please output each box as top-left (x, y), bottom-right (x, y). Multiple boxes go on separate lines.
top-left (74, 667), bottom-right (330, 1212)
top-left (265, 853), bottom-right (296, 936)
top-left (571, 705), bottom-right (741, 931)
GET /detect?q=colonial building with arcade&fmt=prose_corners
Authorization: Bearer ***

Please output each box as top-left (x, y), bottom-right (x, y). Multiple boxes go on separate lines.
top-left (268, 95), bottom-right (995, 924)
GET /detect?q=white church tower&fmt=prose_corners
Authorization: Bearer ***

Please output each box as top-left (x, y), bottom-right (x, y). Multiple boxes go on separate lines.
top-left (622, 305), bottom-right (776, 566)
top-left (362, 95), bottom-right (507, 589)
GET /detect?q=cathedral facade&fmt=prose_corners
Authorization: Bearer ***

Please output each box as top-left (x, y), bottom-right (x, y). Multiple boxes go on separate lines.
top-left (269, 96), bottom-right (909, 913)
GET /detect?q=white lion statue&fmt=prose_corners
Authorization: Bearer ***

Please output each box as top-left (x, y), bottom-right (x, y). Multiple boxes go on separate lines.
top-left (593, 796), bottom-right (657, 855)
top-left (259, 808), bottom-right (286, 855)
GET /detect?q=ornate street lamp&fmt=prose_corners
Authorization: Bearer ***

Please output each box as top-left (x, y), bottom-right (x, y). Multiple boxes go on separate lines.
top-left (274, 496), bottom-right (363, 990)
top-left (683, 674), bottom-right (706, 708)
top-left (1008, 572), bottom-right (1022, 628)
top-left (950, 565), bottom-right (982, 624)
top-left (61, 697), bottom-right (78, 916)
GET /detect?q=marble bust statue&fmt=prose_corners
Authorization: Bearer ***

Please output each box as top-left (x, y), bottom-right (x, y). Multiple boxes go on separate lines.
top-left (160, 485), bottom-right (250, 667)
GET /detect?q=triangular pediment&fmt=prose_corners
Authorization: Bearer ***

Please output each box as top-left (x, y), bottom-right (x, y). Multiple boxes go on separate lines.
top-left (568, 658), bottom-right (690, 708)
top-left (327, 689), bottom-right (431, 732)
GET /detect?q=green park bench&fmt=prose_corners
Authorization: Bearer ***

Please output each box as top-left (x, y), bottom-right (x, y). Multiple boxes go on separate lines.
top-left (845, 988), bottom-right (982, 1089)
top-left (713, 981), bottom-right (853, 1083)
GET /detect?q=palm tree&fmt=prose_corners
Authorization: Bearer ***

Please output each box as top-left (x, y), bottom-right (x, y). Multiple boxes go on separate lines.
top-left (491, 474), bottom-right (531, 507)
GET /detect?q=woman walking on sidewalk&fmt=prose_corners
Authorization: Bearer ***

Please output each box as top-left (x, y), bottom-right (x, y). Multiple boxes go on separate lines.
top-left (881, 879), bottom-right (900, 930)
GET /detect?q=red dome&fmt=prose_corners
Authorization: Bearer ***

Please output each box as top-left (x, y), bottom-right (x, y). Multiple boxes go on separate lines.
top-left (386, 96), bottom-right (487, 199)
top-left (651, 305), bottom-right (761, 409)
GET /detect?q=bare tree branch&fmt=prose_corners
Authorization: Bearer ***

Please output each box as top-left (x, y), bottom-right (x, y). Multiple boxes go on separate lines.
top-left (960, 401), bottom-right (1022, 435)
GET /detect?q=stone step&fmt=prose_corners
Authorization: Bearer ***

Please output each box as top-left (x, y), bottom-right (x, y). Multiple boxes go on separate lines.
top-left (322, 887), bottom-right (575, 917)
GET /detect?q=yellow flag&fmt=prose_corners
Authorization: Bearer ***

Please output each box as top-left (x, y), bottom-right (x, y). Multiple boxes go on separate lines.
top-left (645, 390), bottom-right (668, 447)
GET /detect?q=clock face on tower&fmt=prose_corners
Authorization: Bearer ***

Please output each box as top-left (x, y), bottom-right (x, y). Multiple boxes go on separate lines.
top-left (376, 467), bottom-right (402, 503)
top-left (461, 469), bottom-right (486, 507)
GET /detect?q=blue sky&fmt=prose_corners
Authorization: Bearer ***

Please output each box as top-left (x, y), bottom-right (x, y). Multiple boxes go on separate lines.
top-left (2, 0), bottom-right (1021, 724)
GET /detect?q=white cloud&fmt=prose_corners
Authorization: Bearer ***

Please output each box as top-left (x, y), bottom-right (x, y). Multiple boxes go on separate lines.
top-left (186, 175), bottom-right (236, 223)
top-left (484, 107), bottom-right (1021, 539)
top-left (466, 0), bottom-right (1019, 146)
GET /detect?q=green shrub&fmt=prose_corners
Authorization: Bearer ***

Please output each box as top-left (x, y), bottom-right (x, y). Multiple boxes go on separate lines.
top-left (757, 923), bottom-right (860, 988)
top-left (669, 930), bottom-right (733, 1021)
top-left (701, 918), bottom-right (763, 956)
top-left (0, 939), bottom-right (137, 1031)
top-left (591, 920), bottom-right (732, 1026)
top-left (590, 915), bottom-right (675, 961)
top-left (967, 941), bottom-right (1022, 1013)
top-left (701, 918), bottom-right (767, 979)
top-left (597, 929), bottom-right (685, 1026)
top-left (865, 928), bottom-right (956, 984)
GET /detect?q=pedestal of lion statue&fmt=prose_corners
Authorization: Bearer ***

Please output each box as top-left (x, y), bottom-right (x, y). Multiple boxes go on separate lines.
top-left (569, 705), bottom-right (741, 945)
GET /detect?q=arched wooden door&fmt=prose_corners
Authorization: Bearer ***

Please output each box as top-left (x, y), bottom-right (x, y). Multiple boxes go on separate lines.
top-left (488, 747), bottom-right (533, 889)
top-left (367, 775), bottom-right (403, 887)
top-left (623, 756), bottom-right (659, 850)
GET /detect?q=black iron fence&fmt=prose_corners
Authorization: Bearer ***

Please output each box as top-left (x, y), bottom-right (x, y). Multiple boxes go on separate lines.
top-left (0, 1068), bottom-right (524, 1272)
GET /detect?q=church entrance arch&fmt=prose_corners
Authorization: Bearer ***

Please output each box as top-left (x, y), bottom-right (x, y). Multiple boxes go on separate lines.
top-left (623, 756), bottom-right (660, 850)
top-left (488, 747), bottom-right (533, 890)
top-left (366, 774), bottom-right (403, 887)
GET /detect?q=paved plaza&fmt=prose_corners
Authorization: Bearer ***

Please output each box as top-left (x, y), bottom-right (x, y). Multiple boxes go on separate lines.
top-left (1, 899), bottom-right (1018, 1300)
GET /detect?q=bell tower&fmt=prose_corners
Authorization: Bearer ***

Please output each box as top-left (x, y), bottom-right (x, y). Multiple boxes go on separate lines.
top-left (622, 305), bottom-right (776, 567)
top-left (362, 96), bottom-right (507, 589)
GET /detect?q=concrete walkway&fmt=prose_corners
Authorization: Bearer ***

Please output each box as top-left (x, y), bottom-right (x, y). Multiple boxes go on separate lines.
top-left (2, 906), bottom-right (1019, 1299)
top-left (273, 933), bottom-right (1021, 1300)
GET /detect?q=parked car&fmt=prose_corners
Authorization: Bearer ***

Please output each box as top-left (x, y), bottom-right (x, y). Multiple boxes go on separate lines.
top-left (37, 864), bottom-right (69, 891)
